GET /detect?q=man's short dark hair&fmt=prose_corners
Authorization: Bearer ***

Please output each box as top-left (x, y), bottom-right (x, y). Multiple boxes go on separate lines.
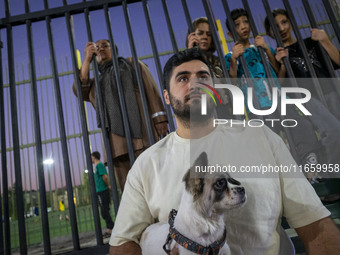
top-left (91, 151), bottom-right (101, 160)
top-left (264, 9), bottom-right (288, 36)
top-left (162, 48), bottom-right (212, 91)
top-left (226, 8), bottom-right (249, 32)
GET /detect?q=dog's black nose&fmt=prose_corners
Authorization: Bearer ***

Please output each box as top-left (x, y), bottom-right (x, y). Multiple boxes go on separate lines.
top-left (235, 187), bottom-right (245, 195)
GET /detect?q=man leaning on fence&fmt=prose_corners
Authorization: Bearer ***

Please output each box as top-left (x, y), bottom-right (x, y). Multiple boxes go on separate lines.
top-left (72, 39), bottom-right (168, 191)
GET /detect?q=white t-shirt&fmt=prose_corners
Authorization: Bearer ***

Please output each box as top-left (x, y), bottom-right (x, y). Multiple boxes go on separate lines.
top-left (110, 124), bottom-right (329, 255)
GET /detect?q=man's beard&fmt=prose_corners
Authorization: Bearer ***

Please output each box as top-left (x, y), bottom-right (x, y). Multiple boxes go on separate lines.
top-left (169, 92), bottom-right (215, 128)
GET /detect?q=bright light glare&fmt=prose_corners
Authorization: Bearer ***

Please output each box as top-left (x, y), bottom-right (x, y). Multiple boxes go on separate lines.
top-left (43, 158), bottom-right (54, 165)
top-left (84, 169), bottom-right (89, 173)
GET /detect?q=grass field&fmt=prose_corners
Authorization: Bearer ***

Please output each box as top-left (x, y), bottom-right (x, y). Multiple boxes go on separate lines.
top-left (7, 204), bottom-right (115, 251)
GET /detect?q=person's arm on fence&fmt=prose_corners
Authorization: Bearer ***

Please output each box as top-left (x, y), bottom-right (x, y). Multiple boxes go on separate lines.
top-left (275, 47), bottom-right (289, 79)
top-left (254, 35), bottom-right (280, 73)
top-left (229, 42), bottom-right (244, 78)
top-left (126, 57), bottom-right (168, 137)
top-left (311, 29), bottom-right (340, 66)
top-left (72, 42), bottom-right (96, 103)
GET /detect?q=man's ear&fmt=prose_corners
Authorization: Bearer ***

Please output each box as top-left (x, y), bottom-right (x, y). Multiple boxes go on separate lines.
top-left (227, 31), bottom-right (233, 39)
top-left (164, 89), bottom-right (170, 105)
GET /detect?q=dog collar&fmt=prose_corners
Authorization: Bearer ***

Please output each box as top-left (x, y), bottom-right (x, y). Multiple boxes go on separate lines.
top-left (163, 209), bottom-right (227, 255)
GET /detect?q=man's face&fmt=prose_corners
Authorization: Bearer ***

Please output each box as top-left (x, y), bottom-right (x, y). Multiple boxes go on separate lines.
top-left (234, 16), bottom-right (250, 41)
top-left (91, 155), bottom-right (95, 164)
top-left (194, 22), bottom-right (212, 51)
top-left (95, 40), bottom-right (112, 64)
top-left (274, 14), bottom-right (292, 43)
top-left (164, 60), bottom-right (214, 122)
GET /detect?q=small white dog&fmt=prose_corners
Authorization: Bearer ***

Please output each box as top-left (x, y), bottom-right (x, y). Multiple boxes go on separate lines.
top-left (141, 152), bottom-right (246, 254)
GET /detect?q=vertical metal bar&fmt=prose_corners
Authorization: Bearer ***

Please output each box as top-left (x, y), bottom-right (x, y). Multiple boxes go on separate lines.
top-left (42, 58), bottom-right (55, 211)
top-left (0, 32), bottom-right (8, 255)
top-left (315, 4), bottom-right (332, 44)
top-left (142, 0), bottom-right (175, 131)
top-left (104, 3), bottom-right (138, 164)
top-left (50, 78), bottom-right (66, 198)
top-left (0, 140), bottom-right (3, 255)
top-left (202, 0), bottom-right (230, 81)
top-left (161, 0), bottom-right (179, 54)
top-left (64, 56), bottom-right (82, 194)
top-left (298, 7), bottom-right (309, 38)
top-left (22, 80), bottom-right (34, 216)
top-left (181, 0), bottom-right (194, 32)
top-left (238, 0), bottom-right (300, 163)
top-left (60, 57), bottom-right (75, 187)
top-left (242, 0), bottom-right (274, 80)
top-left (282, 0), bottom-right (328, 105)
top-left (4, 0), bottom-right (27, 253)
top-left (83, 4), bottom-right (120, 216)
top-left (43, 0), bottom-right (80, 250)
top-left (63, 0), bottom-right (103, 244)
top-left (302, 0), bottom-right (340, 98)
top-left (221, 0), bottom-right (262, 112)
top-left (262, 0), bottom-right (299, 81)
top-left (323, 0), bottom-right (340, 43)
top-left (121, 0), bottom-right (156, 146)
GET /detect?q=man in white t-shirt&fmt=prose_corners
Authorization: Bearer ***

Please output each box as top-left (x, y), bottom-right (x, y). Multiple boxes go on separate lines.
top-left (109, 48), bottom-right (340, 255)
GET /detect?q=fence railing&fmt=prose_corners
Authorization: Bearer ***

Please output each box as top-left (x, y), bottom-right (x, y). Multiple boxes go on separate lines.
top-left (1, 0), bottom-right (340, 254)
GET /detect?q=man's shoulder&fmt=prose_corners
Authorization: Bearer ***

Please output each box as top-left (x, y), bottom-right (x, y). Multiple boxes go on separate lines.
top-left (132, 132), bottom-right (177, 165)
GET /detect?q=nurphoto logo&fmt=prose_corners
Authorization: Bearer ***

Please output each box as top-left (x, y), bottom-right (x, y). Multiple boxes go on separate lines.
top-left (199, 82), bottom-right (312, 128)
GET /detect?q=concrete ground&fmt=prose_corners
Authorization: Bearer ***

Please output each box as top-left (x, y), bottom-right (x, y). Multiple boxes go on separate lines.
top-left (12, 232), bottom-right (110, 255)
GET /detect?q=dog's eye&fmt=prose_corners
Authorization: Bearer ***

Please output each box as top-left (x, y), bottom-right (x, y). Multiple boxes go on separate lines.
top-left (228, 178), bottom-right (240, 186)
top-left (214, 178), bottom-right (227, 191)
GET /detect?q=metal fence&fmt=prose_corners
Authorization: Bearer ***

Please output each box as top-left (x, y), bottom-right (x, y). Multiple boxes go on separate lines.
top-left (1, 0), bottom-right (340, 254)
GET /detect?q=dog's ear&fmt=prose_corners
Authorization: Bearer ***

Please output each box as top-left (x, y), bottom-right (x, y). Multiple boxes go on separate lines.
top-left (183, 152), bottom-right (208, 201)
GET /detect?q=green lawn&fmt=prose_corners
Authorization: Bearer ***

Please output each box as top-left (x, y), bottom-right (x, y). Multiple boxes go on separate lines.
top-left (7, 204), bottom-right (116, 251)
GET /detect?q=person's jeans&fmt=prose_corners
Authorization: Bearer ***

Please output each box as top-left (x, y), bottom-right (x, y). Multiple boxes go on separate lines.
top-left (97, 189), bottom-right (114, 230)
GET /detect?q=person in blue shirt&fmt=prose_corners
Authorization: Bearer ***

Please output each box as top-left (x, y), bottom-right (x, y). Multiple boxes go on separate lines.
top-left (92, 151), bottom-right (114, 238)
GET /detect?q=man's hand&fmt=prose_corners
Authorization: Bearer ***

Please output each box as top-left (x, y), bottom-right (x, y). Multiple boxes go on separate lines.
top-left (254, 35), bottom-right (269, 52)
top-left (155, 122), bottom-right (168, 137)
top-left (275, 47), bottom-right (289, 64)
top-left (187, 32), bottom-right (199, 48)
top-left (231, 42), bottom-right (244, 60)
top-left (170, 244), bottom-right (179, 255)
top-left (311, 29), bottom-right (329, 43)
top-left (109, 242), bottom-right (142, 255)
